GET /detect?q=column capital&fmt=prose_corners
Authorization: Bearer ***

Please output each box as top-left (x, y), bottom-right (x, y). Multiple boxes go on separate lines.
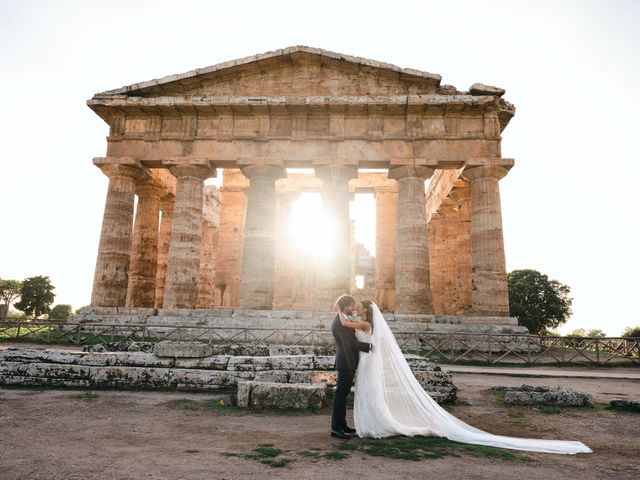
top-left (240, 164), bottom-right (287, 180)
top-left (461, 165), bottom-right (509, 181)
top-left (169, 164), bottom-right (215, 180)
top-left (388, 165), bottom-right (434, 181)
top-left (97, 163), bottom-right (151, 182)
top-left (135, 180), bottom-right (167, 198)
top-left (314, 165), bottom-right (358, 182)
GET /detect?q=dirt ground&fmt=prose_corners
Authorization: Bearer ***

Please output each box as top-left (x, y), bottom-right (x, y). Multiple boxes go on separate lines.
top-left (1, 372), bottom-right (639, 480)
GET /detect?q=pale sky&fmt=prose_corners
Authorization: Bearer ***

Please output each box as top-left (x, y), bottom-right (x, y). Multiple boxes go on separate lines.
top-left (1, 0), bottom-right (638, 335)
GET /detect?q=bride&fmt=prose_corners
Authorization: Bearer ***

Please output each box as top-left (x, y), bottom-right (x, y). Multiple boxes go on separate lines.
top-left (339, 300), bottom-right (592, 455)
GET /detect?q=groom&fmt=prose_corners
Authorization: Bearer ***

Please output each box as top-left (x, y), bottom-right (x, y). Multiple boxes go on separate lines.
top-left (330, 294), bottom-right (372, 439)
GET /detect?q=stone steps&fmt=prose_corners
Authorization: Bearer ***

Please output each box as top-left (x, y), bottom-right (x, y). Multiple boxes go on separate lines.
top-left (0, 342), bottom-right (457, 403)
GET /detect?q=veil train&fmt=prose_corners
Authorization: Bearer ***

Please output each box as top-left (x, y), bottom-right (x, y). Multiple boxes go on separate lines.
top-left (353, 303), bottom-right (592, 455)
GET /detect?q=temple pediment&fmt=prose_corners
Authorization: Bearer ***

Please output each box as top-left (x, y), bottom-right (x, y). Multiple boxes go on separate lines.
top-left (95, 46), bottom-right (445, 98)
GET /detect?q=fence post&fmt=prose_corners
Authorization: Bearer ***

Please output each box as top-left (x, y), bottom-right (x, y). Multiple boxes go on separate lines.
top-left (16, 322), bottom-right (21, 340)
top-left (595, 338), bottom-right (600, 365)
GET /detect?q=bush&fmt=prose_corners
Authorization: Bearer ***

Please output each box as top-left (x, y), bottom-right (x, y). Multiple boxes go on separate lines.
top-left (49, 304), bottom-right (73, 320)
top-left (622, 326), bottom-right (640, 338)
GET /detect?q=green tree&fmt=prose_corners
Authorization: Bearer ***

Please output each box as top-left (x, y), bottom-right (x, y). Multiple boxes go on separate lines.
top-left (568, 328), bottom-right (586, 337)
top-left (586, 329), bottom-right (606, 338)
top-left (507, 269), bottom-right (573, 335)
top-left (0, 279), bottom-right (22, 317)
top-left (568, 328), bottom-right (607, 338)
top-left (622, 325), bottom-right (640, 338)
top-left (14, 276), bottom-right (56, 319)
top-left (49, 304), bottom-right (73, 320)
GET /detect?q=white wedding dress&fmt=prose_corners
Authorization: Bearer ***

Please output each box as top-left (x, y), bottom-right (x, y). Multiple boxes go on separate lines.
top-left (353, 303), bottom-right (592, 454)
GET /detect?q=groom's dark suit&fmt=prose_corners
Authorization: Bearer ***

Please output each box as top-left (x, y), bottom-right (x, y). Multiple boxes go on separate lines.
top-left (331, 313), bottom-right (371, 432)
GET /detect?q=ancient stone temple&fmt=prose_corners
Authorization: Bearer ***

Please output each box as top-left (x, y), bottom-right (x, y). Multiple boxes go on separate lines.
top-left (83, 46), bottom-right (525, 338)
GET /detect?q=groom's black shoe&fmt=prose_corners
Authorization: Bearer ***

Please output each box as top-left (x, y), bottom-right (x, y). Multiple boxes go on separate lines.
top-left (330, 429), bottom-right (351, 439)
top-left (343, 426), bottom-right (356, 434)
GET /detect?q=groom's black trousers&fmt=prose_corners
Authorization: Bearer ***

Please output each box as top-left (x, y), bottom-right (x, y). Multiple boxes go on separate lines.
top-left (331, 368), bottom-right (355, 431)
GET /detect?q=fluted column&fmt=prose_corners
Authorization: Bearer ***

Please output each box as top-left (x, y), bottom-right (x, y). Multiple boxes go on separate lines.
top-left (154, 195), bottom-right (175, 308)
top-left (374, 186), bottom-right (397, 312)
top-left (125, 182), bottom-right (164, 307)
top-left (163, 164), bottom-right (214, 309)
top-left (388, 165), bottom-right (434, 314)
top-left (273, 191), bottom-right (299, 309)
top-left (197, 186), bottom-right (221, 308)
top-left (461, 165), bottom-right (510, 316)
top-left (239, 165), bottom-right (287, 309)
top-left (315, 165), bottom-right (357, 310)
top-left (91, 164), bottom-right (149, 307)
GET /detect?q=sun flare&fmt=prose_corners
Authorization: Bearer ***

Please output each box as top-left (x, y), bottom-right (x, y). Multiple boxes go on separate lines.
top-left (289, 193), bottom-right (336, 258)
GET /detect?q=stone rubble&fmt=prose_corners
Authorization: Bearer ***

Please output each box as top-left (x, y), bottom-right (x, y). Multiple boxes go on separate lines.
top-left (495, 385), bottom-right (594, 407)
top-left (0, 341), bottom-right (457, 404)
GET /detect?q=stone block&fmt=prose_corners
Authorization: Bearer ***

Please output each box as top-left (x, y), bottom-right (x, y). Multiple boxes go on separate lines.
top-left (269, 355), bottom-right (314, 370)
top-left (253, 370), bottom-right (290, 383)
top-left (170, 369), bottom-right (231, 390)
top-left (502, 386), bottom-right (593, 407)
top-left (173, 356), bottom-right (230, 370)
top-left (609, 399), bottom-right (640, 412)
top-left (153, 341), bottom-right (212, 358)
top-left (211, 344), bottom-right (270, 356)
top-left (313, 356), bottom-right (336, 370)
top-left (237, 381), bottom-right (252, 407)
top-left (227, 356), bottom-right (256, 371)
top-left (237, 381), bottom-right (326, 409)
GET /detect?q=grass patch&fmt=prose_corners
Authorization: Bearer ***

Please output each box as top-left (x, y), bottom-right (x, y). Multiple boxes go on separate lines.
top-left (223, 445), bottom-right (292, 468)
top-left (223, 435), bottom-right (531, 467)
top-left (184, 449), bottom-right (200, 453)
top-left (299, 450), bottom-right (322, 458)
top-left (507, 411), bottom-right (524, 418)
top-left (324, 451), bottom-right (349, 460)
top-left (461, 444), bottom-right (527, 461)
top-left (83, 391), bottom-right (99, 400)
top-left (359, 436), bottom-right (531, 462)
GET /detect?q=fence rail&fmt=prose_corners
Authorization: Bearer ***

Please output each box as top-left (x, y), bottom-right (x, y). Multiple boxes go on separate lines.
top-left (1, 320), bottom-right (638, 366)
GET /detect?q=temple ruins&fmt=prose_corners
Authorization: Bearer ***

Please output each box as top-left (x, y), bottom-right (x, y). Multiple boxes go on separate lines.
top-left (80, 46), bottom-right (526, 338)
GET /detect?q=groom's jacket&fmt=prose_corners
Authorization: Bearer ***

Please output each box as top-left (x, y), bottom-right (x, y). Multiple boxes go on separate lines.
top-left (331, 314), bottom-right (371, 371)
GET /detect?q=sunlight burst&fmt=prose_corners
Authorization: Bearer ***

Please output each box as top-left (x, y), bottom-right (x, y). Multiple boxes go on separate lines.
top-left (289, 193), bottom-right (336, 258)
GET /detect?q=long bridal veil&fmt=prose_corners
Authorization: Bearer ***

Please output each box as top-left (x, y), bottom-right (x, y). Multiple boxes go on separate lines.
top-left (353, 303), bottom-right (592, 454)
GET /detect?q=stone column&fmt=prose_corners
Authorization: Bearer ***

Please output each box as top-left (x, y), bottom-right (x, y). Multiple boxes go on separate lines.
top-left (461, 165), bottom-right (510, 316)
top-left (448, 184), bottom-right (472, 315)
top-left (273, 191), bottom-right (299, 309)
top-left (427, 210), bottom-right (445, 314)
top-left (163, 164), bottom-right (214, 309)
top-left (374, 186), bottom-right (397, 312)
top-left (239, 165), bottom-right (287, 310)
top-left (91, 164), bottom-right (148, 307)
top-left (125, 181), bottom-right (164, 307)
top-left (388, 165), bottom-right (434, 314)
top-left (154, 194), bottom-right (174, 308)
top-left (315, 165), bottom-right (357, 310)
top-left (213, 170), bottom-right (249, 308)
top-left (197, 186), bottom-right (221, 308)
